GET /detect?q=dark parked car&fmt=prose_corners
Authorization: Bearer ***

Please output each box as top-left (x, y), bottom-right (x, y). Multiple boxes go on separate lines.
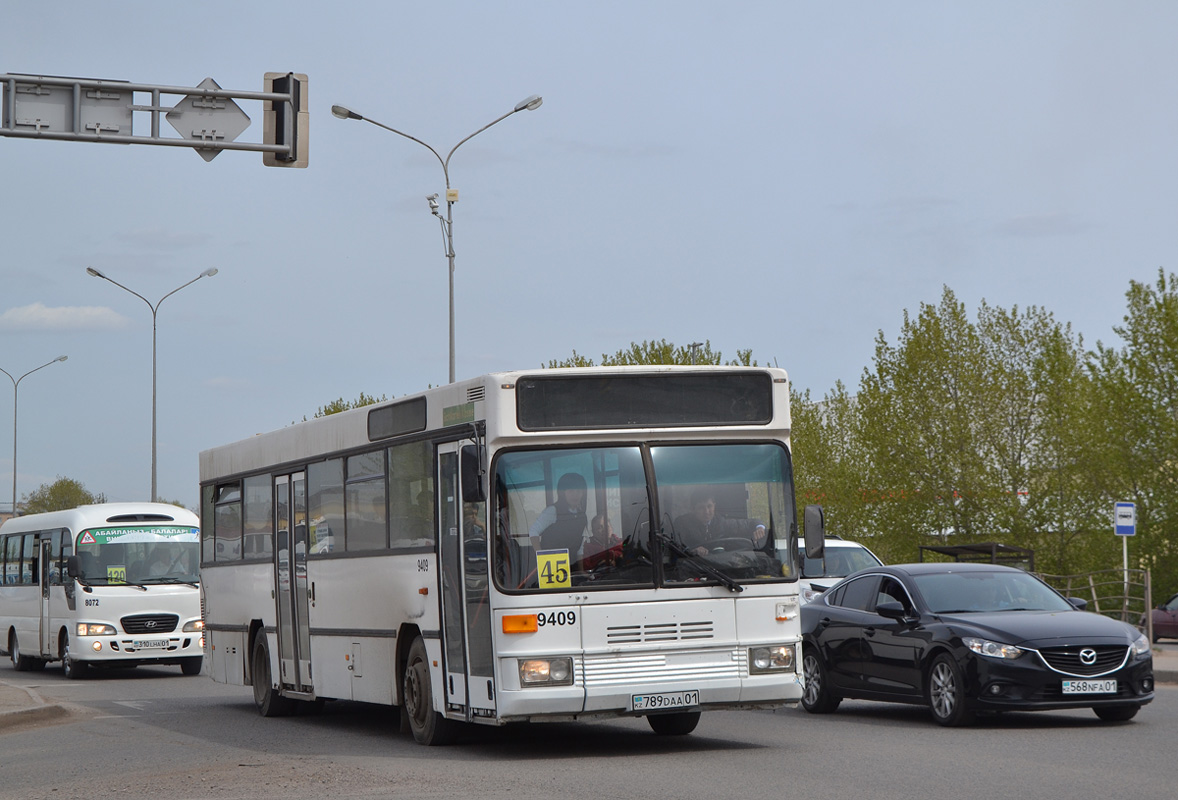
top-left (801, 563), bottom-right (1154, 726)
top-left (1149, 592), bottom-right (1178, 642)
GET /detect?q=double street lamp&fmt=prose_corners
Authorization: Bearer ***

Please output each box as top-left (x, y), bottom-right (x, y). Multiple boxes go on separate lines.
top-left (1, 355), bottom-right (68, 517)
top-left (331, 94), bottom-right (543, 384)
top-left (86, 266), bottom-right (218, 501)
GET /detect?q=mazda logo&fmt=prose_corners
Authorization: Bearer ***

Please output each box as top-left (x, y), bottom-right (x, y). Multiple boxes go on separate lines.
top-left (1079, 648), bottom-right (1097, 665)
top-left (144, 620), bottom-right (157, 629)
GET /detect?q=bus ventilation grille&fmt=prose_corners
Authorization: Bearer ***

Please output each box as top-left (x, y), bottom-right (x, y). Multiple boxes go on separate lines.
top-left (605, 621), bottom-right (714, 644)
top-left (122, 614), bottom-right (179, 634)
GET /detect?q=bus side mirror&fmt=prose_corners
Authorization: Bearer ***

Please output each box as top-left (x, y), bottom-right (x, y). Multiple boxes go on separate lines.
top-left (66, 556), bottom-right (80, 578)
top-left (803, 505), bottom-right (825, 560)
top-left (461, 444), bottom-right (486, 503)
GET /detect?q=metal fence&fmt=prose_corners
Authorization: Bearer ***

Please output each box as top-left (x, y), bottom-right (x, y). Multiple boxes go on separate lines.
top-left (1037, 568), bottom-right (1152, 641)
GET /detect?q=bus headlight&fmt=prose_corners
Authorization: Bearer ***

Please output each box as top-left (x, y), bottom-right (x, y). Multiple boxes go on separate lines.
top-left (182, 620), bottom-right (205, 633)
top-left (77, 623), bottom-right (117, 636)
top-left (518, 657), bottom-right (574, 686)
top-left (749, 645), bottom-right (794, 673)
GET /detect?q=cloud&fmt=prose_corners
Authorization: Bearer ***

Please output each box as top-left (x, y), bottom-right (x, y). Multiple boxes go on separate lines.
top-left (0, 303), bottom-right (128, 331)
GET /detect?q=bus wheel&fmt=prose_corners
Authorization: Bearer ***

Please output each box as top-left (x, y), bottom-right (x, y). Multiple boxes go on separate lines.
top-left (9, 632), bottom-right (44, 672)
top-left (251, 635), bottom-right (294, 717)
top-left (647, 711), bottom-right (701, 736)
top-left (180, 656), bottom-right (204, 676)
top-left (61, 632), bottom-right (88, 679)
top-left (402, 637), bottom-right (457, 746)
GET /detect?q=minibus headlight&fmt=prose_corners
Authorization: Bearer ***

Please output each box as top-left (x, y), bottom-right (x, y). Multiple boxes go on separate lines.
top-left (183, 620), bottom-right (205, 633)
top-left (518, 657), bottom-right (574, 686)
top-left (77, 623), bottom-right (117, 636)
top-left (749, 644), bottom-right (794, 673)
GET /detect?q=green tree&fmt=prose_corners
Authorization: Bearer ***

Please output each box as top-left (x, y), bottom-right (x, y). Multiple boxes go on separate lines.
top-left (21, 476), bottom-right (105, 514)
top-left (547, 339), bottom-right (756, 368)
top-left (313, 392), bottom-right (388, 418)
top-left (1088, 268), bottom-right (1178, 592)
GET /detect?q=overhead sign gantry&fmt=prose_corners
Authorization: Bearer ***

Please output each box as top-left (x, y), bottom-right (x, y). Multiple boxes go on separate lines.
top-left (0, 71), bottom-right (307, 167)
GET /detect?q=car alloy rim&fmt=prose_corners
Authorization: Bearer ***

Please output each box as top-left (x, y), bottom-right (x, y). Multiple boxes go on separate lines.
top-left (803, 656), bottom-right (821, 705)
top-left (930, 661), bottom-right (956, 718)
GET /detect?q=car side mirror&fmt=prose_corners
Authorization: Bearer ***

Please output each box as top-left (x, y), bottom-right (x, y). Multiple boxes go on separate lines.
top-left (66, 555), bottom-right (80, 578)
top-left (1067, 597), bottom-right (1088, 611)
top-left (876, 601), bottom-right (909, 620)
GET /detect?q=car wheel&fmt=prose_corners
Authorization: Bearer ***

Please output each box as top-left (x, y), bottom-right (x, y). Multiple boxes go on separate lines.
top-left (251, 634), bottom-right (294, 717)
top-left (180, 656), bottom-right (204, 676)
top-left (927, 653), bottom-right (975, 727)
top-left (1093, 705), bottom-right (1139, 722)
top-left (402, 636), bottom-right (457, 745)
top-left (801, 649), bottom-right (841, 713)
top-left (61, 631), bottom-right (89, 679)
top-left (647, 711), bottom-right (701, 735)
top-left (9, 631), bottom-right (44, 672)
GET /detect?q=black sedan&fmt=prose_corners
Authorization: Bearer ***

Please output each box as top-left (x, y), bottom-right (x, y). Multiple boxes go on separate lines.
top-left (801, 563), bottom-right (1154, 726)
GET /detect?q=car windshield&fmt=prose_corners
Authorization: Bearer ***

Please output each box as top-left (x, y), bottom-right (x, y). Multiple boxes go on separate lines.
top-left (493, 442), bottom-right (795, 592)
top-left (798, 544), bottom-right (882, 578)
top-left (913, 570), bottom-right (1073, 614)
top-left (75, 525), bottom-right (200, 585)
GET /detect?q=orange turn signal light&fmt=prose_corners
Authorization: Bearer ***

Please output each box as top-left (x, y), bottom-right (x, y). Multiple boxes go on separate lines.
top-left (502, 614), bottom-right (539, 634)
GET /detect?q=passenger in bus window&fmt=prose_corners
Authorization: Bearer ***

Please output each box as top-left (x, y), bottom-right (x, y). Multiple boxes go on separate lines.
top-left (528, 473), bottom-right (588, 556)
top-left (674, 489), bottom-right (767, 556)
top-left (582, 515), bottom-right (622, 570)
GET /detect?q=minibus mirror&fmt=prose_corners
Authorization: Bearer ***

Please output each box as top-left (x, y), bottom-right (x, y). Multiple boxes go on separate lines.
top-left (803, 505), bottom-right (825, 560)
top-left (461, 444), bottom-right (487, 503)
top-left (66, 555), bottom-right (81, 578)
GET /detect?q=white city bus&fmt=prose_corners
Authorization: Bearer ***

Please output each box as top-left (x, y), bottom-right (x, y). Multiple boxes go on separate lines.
top-left (0, 503), bottom-right (205, 678)
top-left (199, 366), bottom-right (824, 744)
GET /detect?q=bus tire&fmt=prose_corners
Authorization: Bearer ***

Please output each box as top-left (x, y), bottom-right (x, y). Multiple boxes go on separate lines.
top-left (251, 634), bottom-right (294, 717)
top-left (180, 656), bottom-right (204, 676)
top-left (647, 711), bottom-right (701, 736)
top-left (9, 631), bottom-right (44, 672)
top-left (402, 637), bottom-right (457, 746)
top-left (61, 631), bottom-right (89, 679)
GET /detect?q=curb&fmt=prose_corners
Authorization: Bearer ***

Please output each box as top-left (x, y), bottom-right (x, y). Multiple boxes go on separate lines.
top-left (0, 681), bottom-right (71, 730)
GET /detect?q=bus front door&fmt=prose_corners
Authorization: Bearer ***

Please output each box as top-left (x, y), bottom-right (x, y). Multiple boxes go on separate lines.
top-left (39, 537), bottom-right (52, 656)
top-left (274, 472), bottom-right (313, 693)
top-left (437, 442), bottom-right (496, 722)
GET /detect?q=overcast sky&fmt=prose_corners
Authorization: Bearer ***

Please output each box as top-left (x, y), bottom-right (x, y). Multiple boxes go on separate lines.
top-left (2, 1), bottom-right (1175, 511)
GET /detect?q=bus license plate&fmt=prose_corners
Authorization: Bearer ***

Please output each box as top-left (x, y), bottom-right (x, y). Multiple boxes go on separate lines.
top-left (1062, 679), bottom-right (1117, 694)
top-left (631, 690), bottom-right (700, 712)
top-left (132, 639), bottom-right (169, 650)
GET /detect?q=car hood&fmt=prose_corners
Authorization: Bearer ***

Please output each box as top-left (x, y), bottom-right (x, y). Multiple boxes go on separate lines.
top-left (936, 609), bottom-right (1140, 647)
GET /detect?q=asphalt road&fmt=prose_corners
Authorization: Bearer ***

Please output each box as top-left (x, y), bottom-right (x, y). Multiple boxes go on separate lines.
top-left (1, 658), bottom-right (1174, 800)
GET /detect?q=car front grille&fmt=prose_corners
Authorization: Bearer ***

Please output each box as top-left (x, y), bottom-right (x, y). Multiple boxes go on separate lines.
top-left (1036, 645), bottom-right (1129, 676)
top-left (121, 613), bottom-right (179, 634)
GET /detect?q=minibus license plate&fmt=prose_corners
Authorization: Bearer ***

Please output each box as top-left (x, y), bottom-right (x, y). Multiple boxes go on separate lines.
top-left (132, 639), bottom-right (169, 650)
top-left (1062, 679), bottom-right (1117, 694)
top-left (631, 690), bottom-right (700, 712)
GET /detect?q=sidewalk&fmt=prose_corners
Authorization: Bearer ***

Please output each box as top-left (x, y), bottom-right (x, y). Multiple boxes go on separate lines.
top-left (1, 648), bottom-right (1175, 728)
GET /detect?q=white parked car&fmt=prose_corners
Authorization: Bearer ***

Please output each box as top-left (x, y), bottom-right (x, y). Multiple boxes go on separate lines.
top-left (797, 537), bottom-right (883, 603)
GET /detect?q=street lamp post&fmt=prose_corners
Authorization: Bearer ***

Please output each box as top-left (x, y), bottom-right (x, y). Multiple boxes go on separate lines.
top-left (86, 266), bottom-right (218, 502)
top-left (331, 94), bottom-right (543, 384)
top-left (1, 355), bottom-right (68, 517)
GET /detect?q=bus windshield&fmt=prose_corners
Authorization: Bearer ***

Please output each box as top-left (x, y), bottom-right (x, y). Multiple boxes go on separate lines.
top-left (494, 442), bottom-right (795, 591)
top-left (75, 525), bottom-right (201, 585)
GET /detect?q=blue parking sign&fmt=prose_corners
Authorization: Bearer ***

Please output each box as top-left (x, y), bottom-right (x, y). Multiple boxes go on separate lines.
top-left (1114, 502), bottom-right (1136, 536)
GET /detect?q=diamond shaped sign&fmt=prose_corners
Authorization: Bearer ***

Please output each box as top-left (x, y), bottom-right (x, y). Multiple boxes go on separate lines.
top-left (166, 77), bottom-right (250, 162)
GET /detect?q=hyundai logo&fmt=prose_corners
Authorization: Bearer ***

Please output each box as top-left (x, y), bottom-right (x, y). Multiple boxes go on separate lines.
top-left (144, 620), bottom-right (157, 629)
top-left (1079, 647), bottom-right (1097, 665)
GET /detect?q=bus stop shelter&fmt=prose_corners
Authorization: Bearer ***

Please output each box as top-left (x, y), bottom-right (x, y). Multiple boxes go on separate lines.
top-left (918, 542), bottom-right (1035, 572)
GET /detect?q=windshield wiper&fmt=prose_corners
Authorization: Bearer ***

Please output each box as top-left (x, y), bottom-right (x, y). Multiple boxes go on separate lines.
top-left (151, 577), bottom-right (199, 588)
top-left (656, 532), bottom-right (743, 593)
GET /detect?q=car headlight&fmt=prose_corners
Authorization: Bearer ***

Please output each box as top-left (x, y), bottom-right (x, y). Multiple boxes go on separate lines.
top-left (963, 636), bottom-right (1024, 660)
top-left (1131, 633), bottom-right (1150, 657)
top-left (749, 644), bottom-right (794, 673)
top-left (518, 657), bottom-right (574, 686)
top-left (182, 620), bottom-right (205, 633)
top-left (77, 623), bottom-right (117, 636)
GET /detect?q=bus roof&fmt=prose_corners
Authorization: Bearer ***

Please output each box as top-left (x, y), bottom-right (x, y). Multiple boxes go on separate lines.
top-left (0, 502), bottom-right (200, 535)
